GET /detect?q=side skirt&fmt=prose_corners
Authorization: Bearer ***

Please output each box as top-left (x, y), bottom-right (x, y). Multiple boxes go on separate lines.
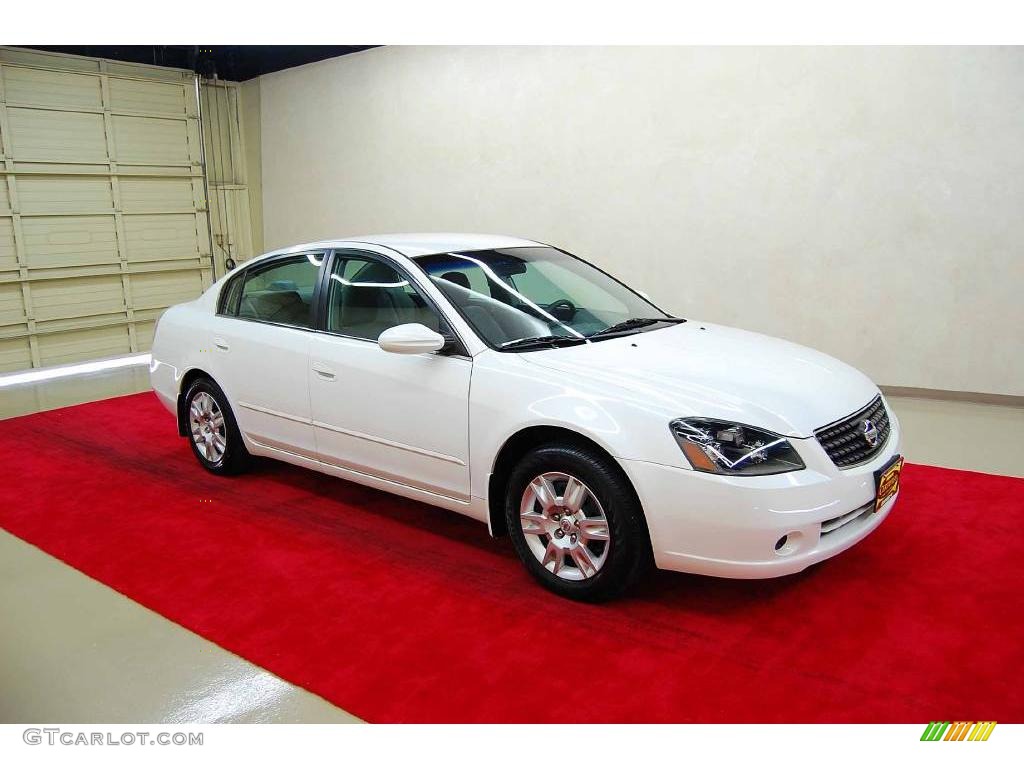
top-left (246, 437), bottom-right (489, 522)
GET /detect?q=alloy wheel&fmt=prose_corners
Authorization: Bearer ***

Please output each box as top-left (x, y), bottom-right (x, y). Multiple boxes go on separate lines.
top-left (189, 391), bottom-right (227, 463)
top-left (519, 471), bottom-right (611, 581)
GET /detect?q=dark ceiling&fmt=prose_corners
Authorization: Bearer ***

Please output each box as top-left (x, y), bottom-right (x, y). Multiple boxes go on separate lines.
top-left (25, 46), bottom-right (379, 81)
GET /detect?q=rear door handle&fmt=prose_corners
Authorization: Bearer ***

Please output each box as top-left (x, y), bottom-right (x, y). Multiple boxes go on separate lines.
top-left (312, 362), bottom-right (336, 381)
top-left (214, 337), bottom-right (230, 351)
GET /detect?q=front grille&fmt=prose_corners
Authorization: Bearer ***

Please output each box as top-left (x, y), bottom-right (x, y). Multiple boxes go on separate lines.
top-left (815, 395), bottom-right (891, 468)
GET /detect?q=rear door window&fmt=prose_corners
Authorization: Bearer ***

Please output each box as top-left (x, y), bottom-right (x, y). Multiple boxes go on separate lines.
top-left (237, 254), bottom-right (323, 328)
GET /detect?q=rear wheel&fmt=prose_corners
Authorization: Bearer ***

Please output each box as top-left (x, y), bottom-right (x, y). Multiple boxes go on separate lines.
top-left (505, 443), bottom-right (650, 601)
top-left (184, 378), bottom-right (250, 475)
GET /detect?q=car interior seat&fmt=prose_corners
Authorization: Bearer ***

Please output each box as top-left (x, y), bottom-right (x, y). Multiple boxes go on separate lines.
top-left (440, 271), bottom-right (472, 290)
top-left (337, 261), bottom-right (437, 337)
top-left (432, 274), bottom-right (548, 345)
top-left (240, 290), bottom-right (310, 326)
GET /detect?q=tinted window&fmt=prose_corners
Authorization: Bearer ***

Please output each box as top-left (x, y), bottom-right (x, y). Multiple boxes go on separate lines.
top-left (218, 272), bottom-right (244, 316)
top-left (237, 254), bottom-right (322, 328)
top-left (415, 247), bottom-right (668, 347)
top-left (325, 255), bottom-right (441, 341)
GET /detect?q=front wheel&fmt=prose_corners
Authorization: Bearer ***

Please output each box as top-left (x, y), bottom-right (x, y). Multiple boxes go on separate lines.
top-left (505, 443), bottom-right (651, 602)
top-left (183, 378), bottom-right (250, 475)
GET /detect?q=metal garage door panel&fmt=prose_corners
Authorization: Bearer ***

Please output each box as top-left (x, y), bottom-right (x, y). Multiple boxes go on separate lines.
top-left (2, 66), bottom-right (102, 110)
top-left (17, 176), bottom-right (114, 214)
top-left (7, 108), bottom-right (108, 162)
top-left (130, 269), bottom-right (204, 310)
top-left (0, 338), bottom-right (32, 372)
top-left (37, 325), bottom-right (131, 366)
top-left (108, 78), bottom-right (185, 115)
top-left (122, 213), bottom-right (200, 262)
top-left (0, 48), bottom-right (226, 371)
top-left (0, 281), bottom-right (25, 326)
top-left (134, 320), bottom-right (157, 351)
top-left (119, 177), bottom-right (195, 213)
top-left (113, 115), bottom-right (190, 165)
top-left (21, 215), bottom-right (118, 269)
top-left (0, 220), bottom-right (16, 273)
top-left (31, 275), bottom-right (124, 322)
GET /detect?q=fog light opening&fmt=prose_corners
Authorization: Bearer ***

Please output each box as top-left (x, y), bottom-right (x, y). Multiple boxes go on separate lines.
top-left (774, 531), bottom-right (801, 556)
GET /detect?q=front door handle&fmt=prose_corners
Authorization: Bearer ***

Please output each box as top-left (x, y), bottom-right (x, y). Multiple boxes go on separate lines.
top-left (214, 337), bottom-right (230, 351)
top-left (312, 362), bottom-right (336, 381)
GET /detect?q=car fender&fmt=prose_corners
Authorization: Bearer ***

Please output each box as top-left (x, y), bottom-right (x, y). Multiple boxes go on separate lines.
top-left (468, 350), bottom-right (689, 503)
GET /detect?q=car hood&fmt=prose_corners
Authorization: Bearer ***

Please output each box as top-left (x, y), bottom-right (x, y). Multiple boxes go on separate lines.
top-left (519, 322), bottom-right (880, 438)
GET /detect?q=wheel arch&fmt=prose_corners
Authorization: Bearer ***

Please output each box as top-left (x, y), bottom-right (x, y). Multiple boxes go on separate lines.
top-left (486, 424), bottom-right (649, 541)
top-left (175, 367), bottom-right (218, 437)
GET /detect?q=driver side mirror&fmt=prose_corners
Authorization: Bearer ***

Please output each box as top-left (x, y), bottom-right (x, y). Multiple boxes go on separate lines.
top-left (378, 323), bottom-right (446, 355)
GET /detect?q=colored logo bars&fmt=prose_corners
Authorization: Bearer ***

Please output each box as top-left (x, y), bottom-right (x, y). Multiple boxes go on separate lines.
top-left (920, 721), bottom-right (997, 741)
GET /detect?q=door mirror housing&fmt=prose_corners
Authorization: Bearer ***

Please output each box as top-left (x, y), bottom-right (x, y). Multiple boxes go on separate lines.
top-left (378, 323), bottom-right (446, 355)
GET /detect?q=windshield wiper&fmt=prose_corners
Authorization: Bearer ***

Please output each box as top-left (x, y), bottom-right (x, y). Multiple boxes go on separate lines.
top-left (499, 335), bottom-right (587, 351)
top-left (588, 317), bottom-right (685, 339)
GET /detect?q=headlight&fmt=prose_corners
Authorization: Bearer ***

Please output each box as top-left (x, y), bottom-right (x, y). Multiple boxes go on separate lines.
top-left (669, 418), bottom-right (805, 476)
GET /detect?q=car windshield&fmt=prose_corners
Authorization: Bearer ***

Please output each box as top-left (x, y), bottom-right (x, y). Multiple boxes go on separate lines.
top-left (413, 247), bottom-right (673, 349)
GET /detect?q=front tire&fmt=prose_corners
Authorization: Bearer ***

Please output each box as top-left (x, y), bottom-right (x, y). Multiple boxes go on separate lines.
top-left (505, 443), bottom-right (650, 602)
top-left (183, 378), bottom-right (250, 476)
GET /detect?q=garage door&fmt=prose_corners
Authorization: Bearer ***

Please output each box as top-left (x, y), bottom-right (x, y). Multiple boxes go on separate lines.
top-left (0, 48), bottom-right (213, 372)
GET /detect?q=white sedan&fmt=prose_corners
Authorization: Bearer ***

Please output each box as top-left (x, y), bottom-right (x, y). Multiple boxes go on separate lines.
top-left (151, 233), bottom-right (903, 601)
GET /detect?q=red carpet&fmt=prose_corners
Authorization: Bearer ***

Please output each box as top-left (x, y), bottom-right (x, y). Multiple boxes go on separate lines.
top-left (1, 393), bottom-right (1022, 723)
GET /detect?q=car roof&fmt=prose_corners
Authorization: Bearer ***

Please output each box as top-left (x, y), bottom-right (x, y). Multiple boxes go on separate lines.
top-left (263, 233), bottom-right (545, 260)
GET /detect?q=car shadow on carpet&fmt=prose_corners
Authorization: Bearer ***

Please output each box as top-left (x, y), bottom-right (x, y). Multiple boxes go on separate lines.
top-left (238, 454), bottom-right (818, 616)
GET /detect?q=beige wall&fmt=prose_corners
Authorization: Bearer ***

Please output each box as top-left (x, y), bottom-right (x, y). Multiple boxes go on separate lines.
top-left (258, 46), bottom-right (1024, 396)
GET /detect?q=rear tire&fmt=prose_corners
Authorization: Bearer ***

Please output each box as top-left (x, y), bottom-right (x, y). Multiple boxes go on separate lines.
top-left (183, 377), bottom-right (250, 476)
top-left (505, 443), bottom-right (651, 602)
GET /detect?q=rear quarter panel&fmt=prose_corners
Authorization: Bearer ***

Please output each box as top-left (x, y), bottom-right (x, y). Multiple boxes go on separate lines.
top-left (150, 298), bottom-right (224, 419)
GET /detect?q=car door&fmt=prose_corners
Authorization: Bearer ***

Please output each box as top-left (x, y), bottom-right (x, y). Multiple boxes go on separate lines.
top-left (210, 252), bottom-right (324, 458)
top-left (307, 249), bottom-right (472, 501)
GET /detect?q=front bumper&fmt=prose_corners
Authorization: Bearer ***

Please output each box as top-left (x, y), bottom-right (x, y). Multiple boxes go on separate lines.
top-left (623, 413), bottom-right (902, 578)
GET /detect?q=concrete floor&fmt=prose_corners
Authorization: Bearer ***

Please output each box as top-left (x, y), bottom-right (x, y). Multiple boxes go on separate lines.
top-left (0, 362), bottom-right (359, 724)
top-left (0, 530), bottom-right (358, 724)
top-left (0, 357), bottom-right (1020, 723)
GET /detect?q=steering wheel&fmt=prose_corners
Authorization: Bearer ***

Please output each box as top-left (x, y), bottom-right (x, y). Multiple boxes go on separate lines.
top-left (547, 298), bottom-right (577, 322)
